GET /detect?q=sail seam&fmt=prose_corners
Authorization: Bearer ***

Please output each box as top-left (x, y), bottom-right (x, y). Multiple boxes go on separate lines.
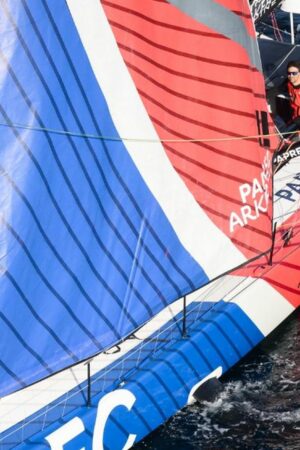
top-left (102, 0), bottom-right (227, 39)
top-left (109, 19), bottom-right (254, 70)
top-left (149, 116), bottom-right (262, 167)
top-left (2, 0), bottom-right (192, 334)
top-left (39, 0), bottom-right (196, 291)
top-left (118, 43), bottom-right (264, 97)
top-left (138, 87), bottom-right (257, 140)
top-left (124, 60), bottom-right (255, 119)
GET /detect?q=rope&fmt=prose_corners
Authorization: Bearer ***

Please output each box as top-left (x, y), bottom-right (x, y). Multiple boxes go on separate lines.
top-left (1, 120), bottom-right (299, 144)
top-left (270, 11), bottom-right (283, 42)
top-left (258, 21), bottom-right (291, 40)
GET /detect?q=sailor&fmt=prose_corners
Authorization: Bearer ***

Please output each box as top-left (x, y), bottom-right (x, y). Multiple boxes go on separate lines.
top-left (285, 60), bottom-right (300, 135)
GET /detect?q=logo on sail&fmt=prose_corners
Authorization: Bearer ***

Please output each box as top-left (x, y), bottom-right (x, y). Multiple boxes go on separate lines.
top-left (45, 389), bottom-right (136, 449)
top-left (229, 151), bottom-right (271, 233)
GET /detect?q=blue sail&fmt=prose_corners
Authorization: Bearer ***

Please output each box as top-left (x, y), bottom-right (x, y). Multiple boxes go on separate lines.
top-left (0, 0), bottom-right (273, 399)
top-left (0, 0), bottom-right (208, 397)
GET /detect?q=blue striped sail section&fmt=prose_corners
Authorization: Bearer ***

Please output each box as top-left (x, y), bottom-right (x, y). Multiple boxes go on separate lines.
top-left (0, 1), bottom-right (208, 397)
top-left (0, 301), bottom-right (264, 449)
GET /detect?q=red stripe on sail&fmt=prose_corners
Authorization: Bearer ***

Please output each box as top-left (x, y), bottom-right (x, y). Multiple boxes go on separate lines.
top-left (151, 117), bottom-right (262, 167)
top-left (102, 1), bottom-right (228, 39)
top-left (109, 19), bottom-right (252, 70)
top-left (164, 144), bottom-right (255, 184)
top-left (235, 212), bottom-right (300, 307)
top-left (263, 277), bottom-right (300, 296)
top-left (102, 0), bottom-right (276, 259)
top-left (119, 43), bottom-right (264, 98)
top-left (125, 61), bottom-right (255, 119)
top-left (138, 88), bottom-right (256, 140)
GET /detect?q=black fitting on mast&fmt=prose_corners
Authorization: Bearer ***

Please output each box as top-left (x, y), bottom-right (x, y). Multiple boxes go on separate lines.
top-left (269, 221), bottom-right (277, 265)
top-left (282, 227), bottom-right (293, 247)
top-left (84, 359), bottom-right (92, 407)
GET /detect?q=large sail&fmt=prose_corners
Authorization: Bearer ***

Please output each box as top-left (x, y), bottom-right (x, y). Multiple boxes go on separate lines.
top-left (0, 0), bottom-right (274, 397)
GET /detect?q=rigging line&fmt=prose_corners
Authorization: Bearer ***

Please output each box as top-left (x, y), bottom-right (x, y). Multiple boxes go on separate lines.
top-left (274, 208), bottom-right (300, 221)
top-left (227, 239), bottom-right (300, 302)
top-left (189, 227), bottom-right (300, 303)
top-left (38, 0), bottom-right (195, 291)
top-left (0, 167), bottom-right (150, 325)
top-left (0, 296), bottom-right (194, 438)
top-left (275, 208), bottom-right (299, 225)
top-left (270, 11), bottom-right (283, 43)
top-left (0, 106), bottom-right (146, 332)
top-left (184, 286), bottom-right (258, 350)
top-left (33, 3), bottom-right (187, 300)
top-left (258, 21), bottom-right (291, 39)
top-left (150, 115), bottom-right (262, 166)
top-left (0, 120), bottom-right (294, 143)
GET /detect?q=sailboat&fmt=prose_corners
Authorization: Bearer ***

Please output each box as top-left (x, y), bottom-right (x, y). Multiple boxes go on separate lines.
top-left (0, 1), bottom-right (298, 448)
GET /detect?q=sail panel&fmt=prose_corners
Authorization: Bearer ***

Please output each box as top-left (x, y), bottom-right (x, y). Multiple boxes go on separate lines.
top-left (0, 0), bottom-right (274, 396)
top-left (68, 0), bottom-right (250, 278)
top-left (0, 0), bottom-right (209, 397)
top-left (100, 0), bottom-right (274, 260)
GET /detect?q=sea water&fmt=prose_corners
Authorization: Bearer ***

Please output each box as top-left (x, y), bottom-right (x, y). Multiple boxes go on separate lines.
top-left (136, 309), bottom-right (300, 449)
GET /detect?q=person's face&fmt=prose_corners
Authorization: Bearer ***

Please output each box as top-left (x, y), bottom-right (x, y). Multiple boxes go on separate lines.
top-left (287, 66), bottom-right (300, 86)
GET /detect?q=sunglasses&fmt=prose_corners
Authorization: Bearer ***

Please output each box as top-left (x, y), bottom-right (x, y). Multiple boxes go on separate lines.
top-left (287, 71), bottom-right (300, 77)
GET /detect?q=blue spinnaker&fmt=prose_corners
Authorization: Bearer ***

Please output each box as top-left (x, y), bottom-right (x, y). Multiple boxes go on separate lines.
top-left (0, 0), bottom-right (207, 397)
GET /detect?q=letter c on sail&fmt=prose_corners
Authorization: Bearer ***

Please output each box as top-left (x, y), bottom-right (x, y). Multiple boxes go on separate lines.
top-left (45, 417), bottom-right (85, 449)
top-left (93, 389), bottom-right (137, 450)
